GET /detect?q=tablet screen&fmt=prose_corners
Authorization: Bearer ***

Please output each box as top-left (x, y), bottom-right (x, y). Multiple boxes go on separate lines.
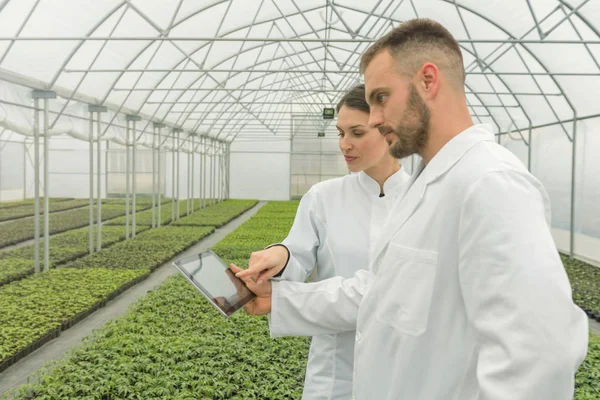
top-left (173, 250), bottom-right (256, 317)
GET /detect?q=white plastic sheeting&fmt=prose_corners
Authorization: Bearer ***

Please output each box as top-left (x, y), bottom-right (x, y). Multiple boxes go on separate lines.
top-left (0, 1), bottom-right (597, 139)
top-left (0, 0), bottom-right (599, 262)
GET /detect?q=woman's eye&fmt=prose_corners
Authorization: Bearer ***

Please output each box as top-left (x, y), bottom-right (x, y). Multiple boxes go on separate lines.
top-left (337, 132), bottom-right (344, 137)
top-left (352, 131), bottom-right (364, 137)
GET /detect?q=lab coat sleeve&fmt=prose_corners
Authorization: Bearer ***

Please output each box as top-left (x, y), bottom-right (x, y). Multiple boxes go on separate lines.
top-left (278, 187), bottom-right (325, 283)
top-left (268, 269), bottom-right (373, 337)
top-left (458, 170), bottom-right (589, 400)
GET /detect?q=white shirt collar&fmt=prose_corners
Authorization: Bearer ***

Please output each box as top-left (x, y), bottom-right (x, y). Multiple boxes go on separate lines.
top-left (357, 165), bottom-right (410, 197)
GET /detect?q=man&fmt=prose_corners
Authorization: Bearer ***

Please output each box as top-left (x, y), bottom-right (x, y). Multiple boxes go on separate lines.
top-left (233, 18), bottom-right (589, 400)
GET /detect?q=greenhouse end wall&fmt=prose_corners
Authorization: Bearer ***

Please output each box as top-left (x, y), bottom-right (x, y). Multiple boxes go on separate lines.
top-left (228, 138), bottom-right (290, 201)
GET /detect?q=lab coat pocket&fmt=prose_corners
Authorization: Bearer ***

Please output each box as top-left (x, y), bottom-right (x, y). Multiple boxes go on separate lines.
top-left (375, 244), bottom-right (438, 337)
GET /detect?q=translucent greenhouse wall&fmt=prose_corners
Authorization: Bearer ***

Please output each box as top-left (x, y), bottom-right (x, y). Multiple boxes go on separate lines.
top-left (290, 114), bottom-right (349, 199)
top-left (229, 138), bottom-right (290, 201)
top-left (0, 133), bottom-right (222, 203)
top-left (500, 117), bottom-right (600, 265)
top-left (0, 139), bottom-right (25, 201)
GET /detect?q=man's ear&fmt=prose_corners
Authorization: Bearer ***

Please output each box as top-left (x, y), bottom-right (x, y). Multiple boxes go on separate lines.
top-left (419, 62), bottom-right (440, 99)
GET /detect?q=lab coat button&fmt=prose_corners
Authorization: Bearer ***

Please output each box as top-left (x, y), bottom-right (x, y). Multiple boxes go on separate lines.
top-left (356, 331), bottom-right (361, 342)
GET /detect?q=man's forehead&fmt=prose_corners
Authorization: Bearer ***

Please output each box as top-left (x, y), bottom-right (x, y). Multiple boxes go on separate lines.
top-left (364, 51), bottom-right (392, 81)
top-left (363, 51), bottom-right (397, 92)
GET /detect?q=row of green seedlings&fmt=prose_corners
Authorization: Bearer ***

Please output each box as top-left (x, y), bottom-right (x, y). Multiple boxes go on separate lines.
top-left (4, 201), bottom-right (312, 400)
top-left (0, 199), bottom-right (218, 285)
top-left (0, 200), bottom-right (258, 372)
top-left (0, 198), bottom-right (170, 249)
top-left (0, 197), bottom-right (72, 210)
top-left (561, 254), bottom-right (600, 323)
top-left (0, 199), bottom-right (90, 223)
top-left (3, 200), bottom-right (600, 399)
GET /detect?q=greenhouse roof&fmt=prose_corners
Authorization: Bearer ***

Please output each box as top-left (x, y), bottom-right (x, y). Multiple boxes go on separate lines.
top-left (0, 0), bottom-right (598, 144)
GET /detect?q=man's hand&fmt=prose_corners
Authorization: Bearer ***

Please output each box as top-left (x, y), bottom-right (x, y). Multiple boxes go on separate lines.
top-left (234, 245), bottom-right (289, 284)
top-left (230, 264), bottom-right (273, 315)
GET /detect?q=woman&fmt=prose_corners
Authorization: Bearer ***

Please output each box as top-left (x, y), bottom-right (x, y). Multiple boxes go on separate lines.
top-left (237, 84), bottom-right (410, 399)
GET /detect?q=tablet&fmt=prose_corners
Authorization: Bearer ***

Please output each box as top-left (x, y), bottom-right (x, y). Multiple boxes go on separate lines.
top-left (173, 250), bottom-right (256, 317)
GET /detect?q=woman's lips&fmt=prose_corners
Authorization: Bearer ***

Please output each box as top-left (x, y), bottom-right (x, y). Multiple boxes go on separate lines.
top-left (345, 156), bottom-right (357, 162)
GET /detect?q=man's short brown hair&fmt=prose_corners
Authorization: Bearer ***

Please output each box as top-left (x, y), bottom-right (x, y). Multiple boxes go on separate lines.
top-left (360, 18), bottom-right (466, 91)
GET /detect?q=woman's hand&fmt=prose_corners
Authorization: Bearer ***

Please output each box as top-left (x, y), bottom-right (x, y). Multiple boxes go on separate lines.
top-left (234, 245), bottom-right (289, 284)
top-left (229, 264), bottom-right (273, 315)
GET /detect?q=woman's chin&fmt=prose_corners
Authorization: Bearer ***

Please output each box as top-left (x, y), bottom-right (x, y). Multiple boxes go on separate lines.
top-left (346, 163), bottom-right (362, 173)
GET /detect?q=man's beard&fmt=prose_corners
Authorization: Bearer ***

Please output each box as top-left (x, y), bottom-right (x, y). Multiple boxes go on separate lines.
top-left (379, 84), bottom-right (430, 159)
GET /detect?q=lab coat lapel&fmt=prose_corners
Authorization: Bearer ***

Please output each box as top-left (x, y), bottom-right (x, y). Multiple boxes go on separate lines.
top-left (370, 161), bottom-right (427, 273)
top-left (369, 125), bottom-right (495, 274)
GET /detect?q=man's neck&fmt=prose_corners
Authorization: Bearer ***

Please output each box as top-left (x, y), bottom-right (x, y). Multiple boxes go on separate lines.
top-left (421, 111), bottom-right (474, 164)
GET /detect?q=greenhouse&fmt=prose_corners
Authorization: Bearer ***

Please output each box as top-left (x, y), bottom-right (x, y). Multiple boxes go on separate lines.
top-left (0, 0), bottom-right (599, 399)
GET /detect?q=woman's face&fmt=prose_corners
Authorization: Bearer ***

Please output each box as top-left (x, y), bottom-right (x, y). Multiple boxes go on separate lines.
top-left (337, 105), bottom-right (391, 173)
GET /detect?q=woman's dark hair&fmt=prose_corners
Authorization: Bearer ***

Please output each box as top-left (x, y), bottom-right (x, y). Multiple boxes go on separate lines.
top-left (336, 84), bottom-right (370, 114)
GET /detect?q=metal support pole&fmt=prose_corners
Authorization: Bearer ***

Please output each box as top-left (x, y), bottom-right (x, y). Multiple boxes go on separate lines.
top-left (191, 134), bottom-right (195, 213)
top-left (217, 143), bottom-right (221, 203)
top-left (132, 122), bottom-right (136, 237)
top-left (23, 142), bottom-right (27, 200)
top-left (527, 127), bottom-right (533, 172)
top-left (176, 130), bottom-right (180, 219)
top-left (96, 113), bottom-right (102, 250)
top-left (89, 113), bottom-right (94, 254)
top-left (220, 143), bottom-right (224, 202)
top-left (202, 136), bottom-right (206, 209)
top-left (570, 116), bottom-right (578, 259)
top-left (171, 136), bottom-right (175, 222)
top-left (43, 98), bottom-right (50, 272)
top-left (172, 128), bottom-right (183, 220)
top-left (157, 133), bottom-right (161, 227)
top-left (86, 106), bottom-right (107, 249)
top-left (125, 121), bottom-right (130, 238)
top-left (210, 139), bottom-right (214, 206)
top-left (154, 122), bottom-right (165, 227)
top-left (226, 142), bottom-right (231, 199)
top-left (31, 90), bottom-right (56, 272)
top-left (289, 128), bottom-right (293, 200)
top-left (213, 141), bottom-right (217, 205)
top-left (187, 135), bottom-right (191, 216)
top-left (126, 115), bottom-right (142, 237)
top-left (152, 127), bottom-right (156, 228)
top-left (33, 98), bottom-right (40, 274)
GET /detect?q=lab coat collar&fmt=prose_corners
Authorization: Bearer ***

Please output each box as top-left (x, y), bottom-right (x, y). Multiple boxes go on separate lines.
top-left (357, 165), bottom-right (409, 198)
top-left (419, 124), bottom-right (495, 186)
top-left (369, 124), bottom-right (494, 272)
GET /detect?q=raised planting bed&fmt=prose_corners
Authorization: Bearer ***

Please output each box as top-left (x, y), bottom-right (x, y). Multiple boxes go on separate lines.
top-left (105, 199), bottom-right (205, 227)
top-left (0, 198), bottom-right (72, 210)
top-left (64, 226), bottom-right (215, 272)
top-left (0, 225), bottom-right (150, 286)
top-left (561, 254), bottom-right (600, 323)
top-left (0, 224), bottom-right (218, 373)
top-left (170, 200), bottom-right (258, 227)
top-left (0, 199), bottom-right (91, 222)
top-left (0, 268), bottom-right (150, 372)
top-left (0, 203), bottom-right (152, 249)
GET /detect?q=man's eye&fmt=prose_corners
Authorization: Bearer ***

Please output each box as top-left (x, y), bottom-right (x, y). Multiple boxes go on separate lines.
top-left (377, 94), bottom-right (387, 103)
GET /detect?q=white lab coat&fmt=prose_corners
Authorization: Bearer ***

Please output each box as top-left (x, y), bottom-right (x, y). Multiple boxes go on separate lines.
top-left (269, 125), bottom-right (589, 400)
top-left (276, 167), bottom-right (410, 400)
